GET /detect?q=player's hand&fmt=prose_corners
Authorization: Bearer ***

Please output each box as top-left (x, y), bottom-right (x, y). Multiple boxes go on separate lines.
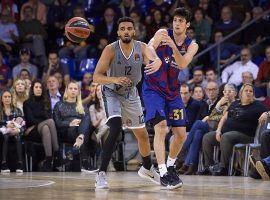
top-left (163, 35), bottom-right (177, 50)
top-left (154, 30), bottom-right (168, 45)
top-left (113, 77), bottom-right (132, 87)
top-left (144, 58), bottom-right (162, 75)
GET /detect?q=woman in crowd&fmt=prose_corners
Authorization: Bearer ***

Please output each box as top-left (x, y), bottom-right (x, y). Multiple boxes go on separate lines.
top-left (12, 79), bottom-right (28, 114)
top-left (179, 84), bottom-right (237, 174)
top-left (0, 90), bottom-right (24, 173)
top-left (23, 80), bottom-right (61, 171)
top-left (53, 81), bottom-right (93, 172)
top-left (192, 85), bottom-right (205, 101)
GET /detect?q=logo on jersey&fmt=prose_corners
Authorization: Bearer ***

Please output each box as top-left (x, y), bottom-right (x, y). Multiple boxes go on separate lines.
top-left (134, 53), bottom-right (140, 62)
top-left (164, 56), bottom-right (170, 63)
top-left (126, 119), bottom-right (132, 127)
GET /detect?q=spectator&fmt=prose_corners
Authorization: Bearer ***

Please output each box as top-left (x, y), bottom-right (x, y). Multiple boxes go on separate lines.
top-left (221, 47), bottom-right (258, 87)
top-left (214, 6), bottom-right (241, 44)
top-left (208, 30), bottom-right (240, 68)
top-left (255, 46), bottom-right (270, 94)
top-left (18, 68), bottom-right (32, 91)
top-left (198, 0), bottom-right (220, 24)
top-left (23, 80), bottom-right (62, 171)
top-left (191, 7), bottom-right (211, 47)
top-left (180, 83), bottom-right (201, 132)
top-left (187, 67), bottom-right (206, 89)
top-left (11, 79), bottom-right (28, 114)
top-left (53, 81), bottom-right (94, 172)
top-left (12, 48), bottom-right (38, 81)
top-left (20, 0), bottom-right (47, 25)
top-left (119, 0), bottom-right (138, 17)
top-left (46, 75), bottom-right (62, 110)
top-left (18, 6), bottom-right (47, 69)
top-left (81, 72), bottom-right (93, 100)
top-left (42, 51), bottom-right (70, 87)
top-left (238, 71), bottom-right (264, 100)
top-left (192, 85), bottom-right (205, 101)
top-left (179, 83), bottom-right (237, 175)
top-left (53, 72), bottom-right (65, 93)
top-left (82, 81), bottom-right (98, 106)
top-left (224, 0), bottom-right (252, 25)
top-left (0, 50), bottom-right (12, 91)
top-left (202, 68), bottom-right (222, 89)
top-left (0, 90), bottom-right (24, 174)
top-left (0, 0), bottom-right (19, 21)
top-left (130, 9), bottom-right (146, 42)
top-left (0, 8), bottom-right (19, 54)
top-left (199, 83), bottom-right (267, 176)
top-left (146, 8), bottom-right (166, 40)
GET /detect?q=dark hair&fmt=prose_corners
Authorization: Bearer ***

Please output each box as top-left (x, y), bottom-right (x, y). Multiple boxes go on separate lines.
top-left (94, 87), bottom-right (101, 111)
top-left (117, 16), bottom-right (135, 28)
top-left (29, 79), bottom-right (51, 112)
top-left (19, 68), bottom-right (31, 76)
top-left (48, 50), bottom-right (59, 57)
top-left (205, 68), bottom-right (217, 74)
top-left (172, 7), bottom-right (192, 23)
top-left (181, 83), bottom-right (192, 92)
top-left (193, 7), bottom-right (205, 18)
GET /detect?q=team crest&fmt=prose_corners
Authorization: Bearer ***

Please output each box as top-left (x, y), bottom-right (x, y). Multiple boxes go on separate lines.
top-left (126, 119), bottom-right (132, 127)
top-left (134, 53), bottom-right (140, 62)
top-left (164, 56), bottom-right (170, 63)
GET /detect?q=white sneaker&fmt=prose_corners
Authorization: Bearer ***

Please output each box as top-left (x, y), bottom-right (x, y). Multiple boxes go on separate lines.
top-left (138, 165), bottom-right (160, 185)
top-left (16, 169), bottom-right (23, 174)
top-left (95, 171), bottom-right (109, 189)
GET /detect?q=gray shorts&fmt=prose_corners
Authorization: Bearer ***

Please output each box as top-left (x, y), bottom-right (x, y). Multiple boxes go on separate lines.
top-left (102, 86), bottom-right (145, 129)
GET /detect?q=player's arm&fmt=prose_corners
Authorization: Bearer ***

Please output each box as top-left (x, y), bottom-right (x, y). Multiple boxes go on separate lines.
top-left (141, 42), bottom-right (162, 75)
top-left (93, 45), bottom-right (131, 87)
top-left (165, 36), bottom-right (198, 69)
top-left (148, 29), bottom-right (168, 49)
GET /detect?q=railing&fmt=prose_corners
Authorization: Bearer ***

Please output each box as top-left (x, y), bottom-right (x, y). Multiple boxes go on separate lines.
top-left (193, 8), bottom-right (270, 75)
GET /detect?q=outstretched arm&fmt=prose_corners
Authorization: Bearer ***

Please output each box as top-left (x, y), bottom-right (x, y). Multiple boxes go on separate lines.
top-left (148, 29), bottom-right (168, 49)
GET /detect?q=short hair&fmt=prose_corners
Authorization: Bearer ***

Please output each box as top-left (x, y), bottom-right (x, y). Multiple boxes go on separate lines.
top-left (181, 83), bottom-right (192, 92)
top-left (117, 16), bottom-right (135, 27)
top-left (48, 50), bottom-right (59, 57)
top-left (205, 68), bottom-right (217, 74)
top-left (172, 8), bottom-right (192, 23)
top-left (19, 68), bottom-right (31, 75)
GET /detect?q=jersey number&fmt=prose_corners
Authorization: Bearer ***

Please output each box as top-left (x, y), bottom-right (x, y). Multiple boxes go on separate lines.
top-left (125, 66), bottom-right (132, 75)
top-left (138, 114), bottom-right (144, 124)
top-left (173, 109), bottom-right (184, 120)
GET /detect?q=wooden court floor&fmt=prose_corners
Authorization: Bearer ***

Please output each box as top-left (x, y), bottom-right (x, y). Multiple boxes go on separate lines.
top-left (0, 172), bottom-right (270, 200)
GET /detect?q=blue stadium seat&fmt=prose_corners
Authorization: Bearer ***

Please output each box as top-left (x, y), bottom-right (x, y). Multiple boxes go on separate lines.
top-left (60, 58), bottom-right (76, 79)
top-left (78, 58), bottom-right (98, 75)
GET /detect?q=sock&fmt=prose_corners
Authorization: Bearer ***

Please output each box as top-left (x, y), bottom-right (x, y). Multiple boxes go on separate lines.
top-left (158, 164), bottom-right (168, 177)
top-left (142, 155), bottom-right (152, 170)
top-left (166, 156), bottom-right (176, 167)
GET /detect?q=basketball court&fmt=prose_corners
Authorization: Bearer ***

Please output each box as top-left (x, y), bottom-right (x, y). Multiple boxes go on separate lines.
top-left (1, 172), bottom-right (270, 199)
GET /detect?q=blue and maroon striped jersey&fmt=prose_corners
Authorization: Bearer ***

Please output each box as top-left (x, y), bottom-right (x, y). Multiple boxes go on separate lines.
top-left (144, 29), bottom-right (192, 100)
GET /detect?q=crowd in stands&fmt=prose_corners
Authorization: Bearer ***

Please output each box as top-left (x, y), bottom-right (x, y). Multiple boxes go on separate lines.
top-left (0, 0), bottom-right (270, 179)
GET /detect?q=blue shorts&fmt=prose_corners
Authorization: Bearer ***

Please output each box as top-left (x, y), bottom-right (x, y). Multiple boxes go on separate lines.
top-left (142, 87), bottom-right (186, 127)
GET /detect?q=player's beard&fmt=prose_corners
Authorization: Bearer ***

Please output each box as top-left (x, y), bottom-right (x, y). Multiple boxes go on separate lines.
top-left (121, 35), bottom-right (133, 43)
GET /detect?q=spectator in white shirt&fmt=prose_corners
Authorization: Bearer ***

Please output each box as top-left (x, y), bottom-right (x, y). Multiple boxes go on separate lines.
top-left (221, 47), bottom-right (258, 86)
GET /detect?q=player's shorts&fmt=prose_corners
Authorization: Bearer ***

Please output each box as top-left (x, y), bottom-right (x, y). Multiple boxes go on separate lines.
top-left (142, 88), bottom-right (186, 127)
top-left (102, 86), bottom-right (145, 129)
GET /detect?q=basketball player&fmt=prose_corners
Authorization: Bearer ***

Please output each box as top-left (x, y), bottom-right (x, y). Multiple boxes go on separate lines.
top-left (142, 8), bottom-right (198, 189)
top-left (93, 17), bottom-right (162, 189)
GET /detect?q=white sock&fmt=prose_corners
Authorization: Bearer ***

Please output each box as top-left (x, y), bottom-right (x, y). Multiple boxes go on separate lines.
top-left (158, 164), bottom-right (168, 177)
top-left (166, 156), bottom-right (176, 167)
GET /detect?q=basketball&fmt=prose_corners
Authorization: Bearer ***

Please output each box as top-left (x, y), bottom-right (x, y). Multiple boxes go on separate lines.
top-left (65, 17), bottom-right (91, 43)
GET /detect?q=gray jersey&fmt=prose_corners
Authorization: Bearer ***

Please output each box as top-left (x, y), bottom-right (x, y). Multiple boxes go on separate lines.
top-left (106, 40), bottom-right (143, 95)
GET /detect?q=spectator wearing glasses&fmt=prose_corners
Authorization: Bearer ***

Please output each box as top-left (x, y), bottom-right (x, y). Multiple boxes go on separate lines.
top-left (221, 47), bottom-right (258, 87)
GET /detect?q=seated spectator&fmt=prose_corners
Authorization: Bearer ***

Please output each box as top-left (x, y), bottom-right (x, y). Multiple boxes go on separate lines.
top-left (221, 47), bottom-right (258, 87)
top-left (0, 8), bottom-right (19, 54)
top-left (12, 48), bottom-right (38, 81)
top-left (255, 46), bottom-right (270, 95)
top-left (53, 81), bottom-right (94, 172)
top-left (191, 7), bottom-right (211, 47)
top-left (208, 30), bottom-right (240, 68)
top-left (18, 68), bottom-right (32, 91)
top-left (20, 0), bottom-right (47, 25)
top-left (118, 0), bottom-right (138, 17)
top-left (23, 80), bottom-right (62, 171)
top-left (0, 90), bottom-right (24, 174)
top-left (53, 72), bottom-right (65, 93)
top-left (238, 71), bottom-right (264, 100)
top-left (11, 79), bottom-right (28, 114)
top-left (187, 67), bottom-right (206, 90)
top-left (0, 0), bottom-right (19, 21)
top-left (243, 7), bottom-right (270, 46)
top-left (202, 68), bottom-right (222, 89)
top-left (146, 8), bottom-right (166, 40)
top-left (224, 0), bottom-right (252, 25)
top-left (178, 83), bottom-right (237, 175)
top-left (42, 51), bottom-right (70, 87)
top-left (214, 6), bottom-right (241, 44)
top-left (192, 85), bottom-right (205, 101)
top-left (199, 83), bottom-right (267, 176)
top-left (198, 0), bottom-right (220, 24)
top-left (0, 49), bottom-right (12, 91)
top-left (130, 9), bottom-right (146, 42)
top-left (81, 72), bottom-right (93, 99)
top-left (180, 83), bottom-right (201, 132)
top-left (82, 81), bottom-right (98, 106)
top-left (46, 75), bottom-right (62, 110)
top-left (18, 6), bottom-right (47, 68)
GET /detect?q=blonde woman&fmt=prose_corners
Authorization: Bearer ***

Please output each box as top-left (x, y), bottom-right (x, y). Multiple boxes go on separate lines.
top-left (12, 79), bottom-right (28, 114)
top-left (200, 83), bottom-right (268, 176)
top-left (53, 81), bottom-right (94, 172)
